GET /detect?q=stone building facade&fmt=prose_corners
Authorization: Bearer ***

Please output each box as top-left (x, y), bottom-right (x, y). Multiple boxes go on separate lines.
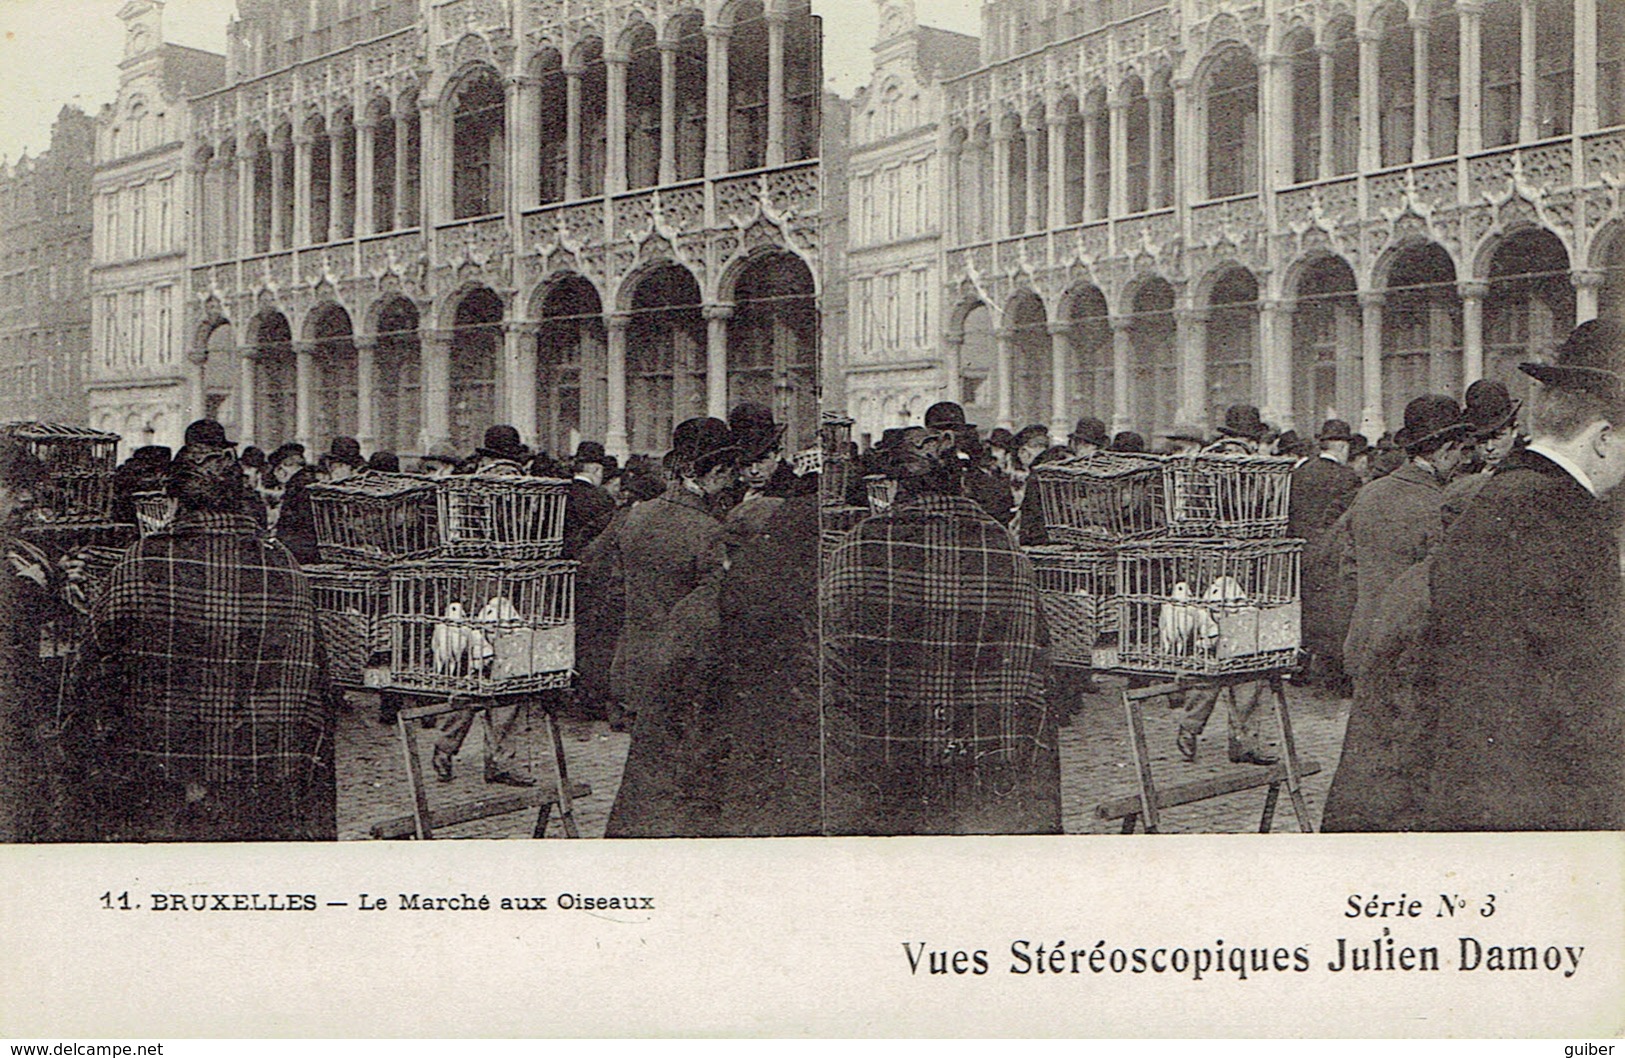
top-left (842, 0), bottom-right (979, 448)
top-left (922, 0), bottom-right (1624, 442)
top-left (0, 108), bottom-right (95, 427)
top-left (187, 0), bottom-right (822, 461)
top-left (89, 0), bottom-right (226, 457)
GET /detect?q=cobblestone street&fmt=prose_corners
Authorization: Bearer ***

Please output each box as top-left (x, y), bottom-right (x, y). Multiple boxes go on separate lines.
top-left (337, 677), bottom-right (1349, 839)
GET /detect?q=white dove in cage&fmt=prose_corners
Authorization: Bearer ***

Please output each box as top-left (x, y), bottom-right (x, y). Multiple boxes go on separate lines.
top-left (432, 601), bottom-right (487, 675)
top-left (1159, 580), bottom-right (1205, 656)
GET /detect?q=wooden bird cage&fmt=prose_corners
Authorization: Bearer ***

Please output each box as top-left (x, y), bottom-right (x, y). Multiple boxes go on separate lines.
top-left (1026, 545), bottom-right (1118, 667)
top-left (436, 475), bottom-right (568, 560)
top-left (132, 491), bottom-right (177, 538)
top-left (1034, 453), bottom-right (1169, 545)
top-left (387, 558), bottom-right (576, 696)
top-left (1115, 538), bottom-right (1302, 677)
top-left (309, 473), bottom-right (443, 566)
top-left (305, 563), bottom-right (390, 689)
top-left (1163, 454), bottom-right (1295, 539)
top-left (2, 422), bottom-right (119, 522)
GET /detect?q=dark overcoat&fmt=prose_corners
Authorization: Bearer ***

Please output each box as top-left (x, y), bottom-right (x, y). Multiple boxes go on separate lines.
top-left (562, 478), bottom-right (616, 560)
top-left (1342, 461), bottom-right (1446, 676)
top-left (1411, 450), bottom-right (1624, 830)
top-left (1288, 455), bottom-right (1362, 659)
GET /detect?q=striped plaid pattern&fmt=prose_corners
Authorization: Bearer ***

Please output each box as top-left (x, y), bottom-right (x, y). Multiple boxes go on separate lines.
top-left (72, 511), bottom-right (334, 785)
top-left (821, 493), bottom-right (1059, 834)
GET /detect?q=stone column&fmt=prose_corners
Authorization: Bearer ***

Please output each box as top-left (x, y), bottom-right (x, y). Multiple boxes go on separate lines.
top-left (1358, 291), bottom-right (1386, 438)
top-left (270, 140), bottom-right (288, 250)
top-left (945, 140), bottom-right (964, 245)
top-left (1024, 125), bottom-right (1043, 233)
top-left (1110, 315), bottom-right (1134, 434)
top-left (1108, 96), bottom-right (1128, 217)
top-left (355, 337), bottom-right (377, 450)
top-left (420, 328), bottom-right (451, 450)
top-left (1459, 280), bottom-right (1488, 386)
top-left (395, 110), bottom-right (412, 229)
top-left (992, 126), bottom-right (1013, 237)
top-left (294, 341), bottom-right (316, 451)
top-left (328, 122), bottom-right (345, 241)
top-left (1519, 0), bottom-right (1538, 142)
top-left (1574, 0), bottom-right (1598, 133)
top-left (704, 303), bottom-right (733, 419)
top-left (1357, 27), bottom-right (1380, 172)
top-left (565, 64), bottom-right (584, 199)
top-left (1171, 77), bottom-right (1190, 217)
top-left (606, 49), bottom-right (629, 195)
top-left (504, 321), bottom-right (538, 446)
top-left (293, 133), bottom-right (313, 246)
top-left (237, 143), bottom-right (257, 256)
top-left (1147, 89), bottom-right (1166, 208)
top-left (1047, 320), bottom-right (1071, 437)
top-left (238, 351), bottom-right (258, 447)
top-left (1263, 51), bottom-right (1291, 190)
top-left (705, 25), bottom-right (732, 178)
top-left (186, 348), bottom-right (208, 425)
top-left (659, 41), bottom-right (679, 185)
top-left (1459, 1), bottom-right (1483, 154)
top-left (1572, 269), bottom-right (1605, 323)
top-left (993, 327), bottom-right (1015, 430)
top-left (510, 75), bottom-right (541, 212)
top-left (355, 116), bottom-right (376, 235)
top-left (1318, 44), bottom-right (1335, 178)
top-left (1081, 107), bottom-right (1098, 219)
top-left (1258, 297), bottom-right (1293, 430)
top-left (942, 330), bottom-right (964, 405)
top-left (418, 99), bottom-right (440, 229)
top-left (765, 10), bottom-right (787, 167)
top-left (605, 311), bottom-right (629, 458)
top-left (1412, 16), bottom-right (1431, 160)
top-left (1175, 302), bottom-right (1208, 426)
top-left (187, 159), bottom-right (207, 260)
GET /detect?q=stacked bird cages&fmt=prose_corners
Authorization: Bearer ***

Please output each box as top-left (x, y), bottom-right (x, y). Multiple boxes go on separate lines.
top-left (1027, 451), bottom-right (1301, 675)
top-left (1, 422), bottom-right (120, 522)
top-left (304, 564), bottom-right (391, 689)
top-left (437, 475), bottom-right (568, 559)
top-left (1026, 545), bottom-right (1119, 669)
top-left (132, 491), bottom-right (177, 537)
top-left (309, 473), bottom-right (442, 565)
top-left (1116, 538), bottom-right (1302, 676)
top-left (387, 558), bottom-right (576, 696)
top-left (818, 415), bottom-right (855, 509)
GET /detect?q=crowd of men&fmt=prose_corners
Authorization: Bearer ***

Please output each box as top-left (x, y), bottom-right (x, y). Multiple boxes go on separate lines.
top-left (2, 320), bottom-right (1620, 841)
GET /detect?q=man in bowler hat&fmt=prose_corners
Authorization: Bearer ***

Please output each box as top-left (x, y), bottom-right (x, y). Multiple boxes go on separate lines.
top-left (1289, 419), bottom-right (1364, 688)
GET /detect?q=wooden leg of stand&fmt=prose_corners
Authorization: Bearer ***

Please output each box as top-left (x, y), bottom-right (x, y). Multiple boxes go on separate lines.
top-left (543, 706), bottom-right (580, 838)
top-left (1120, 813), bottom-right (1139, 834)
top-left (1123, 685), bottom-right (1161, 834)
top-left (399, 710), bottom-right (434, 840)
top-left (1271, 676), bottom-right (1315, 833)
top-left (1259, 781), bottom-right (1280, 833)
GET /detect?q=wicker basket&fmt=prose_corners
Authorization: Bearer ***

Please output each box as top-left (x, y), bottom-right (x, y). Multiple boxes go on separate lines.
top-left (305, 563), bottom-right (390, 689)
top-left (132, 492), bottom-right (177, 538)
top-left (387, 558), bottom-right (575, 696)
top-left (1026, 545), bottom-right (1118, 666)
top-left (1164, 454), bottom-right (1295, 539)
top-left (864, 474), bottom-right (897, 515)
top-left (1116, 537), bottom-right (1302, 677)
top-left (436, 475), bottom-right (568, 560)
top-left (1034, 453), bottom-right (1169, 544)
top-left (2, 422), bottom-right (119, 522)
top-left (309, 473), bottom-right (442, 566)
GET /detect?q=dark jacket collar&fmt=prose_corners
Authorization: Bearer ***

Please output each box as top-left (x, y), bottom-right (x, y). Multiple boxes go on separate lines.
top-left (1390, 460), bottom-right (1447, 490)
top-left (659, 480), bottom-right (715, 516)
top-left (1499, 448), bottom-right (1603, 506)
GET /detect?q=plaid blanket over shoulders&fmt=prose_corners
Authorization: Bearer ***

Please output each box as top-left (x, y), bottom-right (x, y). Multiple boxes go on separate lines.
top-left (70, 511), bottom-right (335, 787)
top-left (821, 493), bottom-right (1061, 835)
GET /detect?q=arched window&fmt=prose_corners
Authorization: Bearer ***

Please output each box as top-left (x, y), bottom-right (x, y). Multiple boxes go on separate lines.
top-left (452, 69), bottom-right (505, 218)
top-left (1203, 50), bottom-right (1258, 198)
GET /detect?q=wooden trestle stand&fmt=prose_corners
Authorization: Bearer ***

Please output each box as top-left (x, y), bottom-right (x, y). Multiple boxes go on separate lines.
top-left (1093, 670), bottom-right (1319, 834)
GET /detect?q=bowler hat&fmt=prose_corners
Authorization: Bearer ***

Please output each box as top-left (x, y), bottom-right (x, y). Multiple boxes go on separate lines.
top-left (367, 451), bottom-right (400, 474)
top-left (267, 442), bottom-right (306, 470)
top-left (1520, 319), bottom-right (1625, 407)
top-left (1462, 380), bottom-right (1520, 439)
top-left (728, 402), bottom-right (786, 461)
top-left (987, 427), bottom-right (1016, 453)
top-left (129, 444), bottom-right (173, 466)
top-left (324, 435), bottom-right (364, 468)
top-left (476, 425), bottom-right (531, 463)
top-left (1398, 394), bottom-right (1473, 452)
top-left (183, 418), bottom-right (235, 448)
top-left (1110, 431), bottom-right (1147, 453)
top-left (1217, 404), bottom-right (1268, 442)
top-left (924, 401), bottom-right (969, 430)
top-left (1070, 416), bottom-right (1110, 450)
top-left (572, 441), bottom-right (610, 467)
top-left (1317, 419), bottom-right (1354, 443)
top-left (669, 417), bottom-right (741, 475)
